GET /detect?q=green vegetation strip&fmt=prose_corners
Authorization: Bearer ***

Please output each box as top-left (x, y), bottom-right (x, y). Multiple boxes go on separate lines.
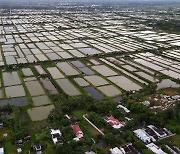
top-left (73, 110), bottom-right (100, 137)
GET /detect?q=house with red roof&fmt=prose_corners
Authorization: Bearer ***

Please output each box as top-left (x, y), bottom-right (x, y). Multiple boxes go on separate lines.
top-left (72, 124), bottom-right (83, 141)
top-left (104, 115), bottom-right (124, 129)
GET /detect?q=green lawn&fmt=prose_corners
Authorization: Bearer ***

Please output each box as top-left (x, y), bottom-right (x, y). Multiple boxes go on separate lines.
top-left (0, 128), bottom-right (16, 153)
top-left (158, 88), bottom-right (180, 96)
top-left (157, 135), bottom-right (180, 147)
top-left (4, 141), bottom-right (16, 154)
top-left (0, 128), bottom-right (11, 140)
top-left (73, 110), bottom-right (101, 137)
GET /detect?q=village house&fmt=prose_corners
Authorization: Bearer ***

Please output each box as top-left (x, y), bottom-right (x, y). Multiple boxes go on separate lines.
top-left (146, 143), bottom-right (167, 154)
top-left (0, 148), bottom-right (4, 154)
top-left (134, 125), bottom-right (172, 143)
top-left (32, 142), bottom-right (42, 154)
top-left (133, 129), bottom-right (156, 143)
top-left (117, 104), bottom-right (130, 113)
top-left (110, 147), bottom-right (123, 154)
top-left (104, 116), bottom-right (124, 129)
top-left (72, 124), bottom-right (83, 141)
top-left (50, 129), bottom-right (62, 144)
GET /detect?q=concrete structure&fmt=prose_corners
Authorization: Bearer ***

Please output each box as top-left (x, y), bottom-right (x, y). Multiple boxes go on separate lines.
top-left (110, 147), bottom-right (123, 154)
top-left (133, 129), bottom-right (156, 143)
top-left (50, 129), bottom-right (62, 144)
top-left (146, 143), bottom-right (167, 154)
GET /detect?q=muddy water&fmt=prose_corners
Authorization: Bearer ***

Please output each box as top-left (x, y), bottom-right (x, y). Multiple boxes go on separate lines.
top-left (40, 78), bottom-right (58, 95)
top-left (92, 65), bottom-right (117, 77)
top-left (84, 87), bottom-right (104, 99)
top-left (47, 67), bottom-right (64, 79)
top-left (25, 80), bottom-right (45, 96)
top-left (84, 75), bottom-right (108, 87)
top-left (57, 62), bottom-right (79, 76)
top-left (28, 105), bottom-right (55, 121)
top-left (32, 95), bottom-right (52, 106)
top-left (157, 79), bottom-right (180, 90)
top-left (74, 78), bottom-right (90, 87)
top-left (98, 85), bottom-right (121, 97)
top-left (108, 76), bottom-right (142, 91)
top-left (5, 85), bottom-right (25, 98)
top-left (3, 72), bottom-right (21, 87)
top-left (56, 79), bottom-right (81, 96)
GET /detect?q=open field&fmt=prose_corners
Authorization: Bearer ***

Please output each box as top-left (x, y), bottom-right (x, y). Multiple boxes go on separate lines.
top-left (73, 110), bottom-right (101, 137)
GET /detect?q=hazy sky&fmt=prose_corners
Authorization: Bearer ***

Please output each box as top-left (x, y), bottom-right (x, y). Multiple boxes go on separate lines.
top-left (1, 0), bottom-right (180, 4)
top-left (2, 0), bottom-right (180, 1)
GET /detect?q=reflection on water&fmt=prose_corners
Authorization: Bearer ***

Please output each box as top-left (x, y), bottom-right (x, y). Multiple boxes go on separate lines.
top-left (157, 79), bottom-right (179, 90)
top-left (84, 87), bottom-right (104, 100)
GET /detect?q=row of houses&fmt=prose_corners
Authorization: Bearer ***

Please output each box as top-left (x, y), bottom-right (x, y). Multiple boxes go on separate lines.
top-left (133, 125), bottom-right (172, 144)
top-left (50, 124), bottom-right (84, 144)
top-left (110, 143), bottom-right (139, 154)
top-left (165, 144), bottom-right (180, 154)
top-left (109, 134), bottom-right (170, 154)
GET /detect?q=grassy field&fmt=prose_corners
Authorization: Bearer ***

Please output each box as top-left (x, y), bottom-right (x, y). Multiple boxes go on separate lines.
top-left (158, 88), bottom-right (180, 95)
top-left (0, 128), bottom-right (16, 153)
top-left (4, 141), bottom-right (16, 154)
top-left (72, 110), bottom-right (101, 137)
top-left (157, 134), bottom-right (180, 147)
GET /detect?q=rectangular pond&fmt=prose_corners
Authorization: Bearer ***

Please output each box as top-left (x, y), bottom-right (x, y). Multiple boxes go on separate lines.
top-left (3, 72), bottom-right (21, 87)
top-left (92, 65), bottom-right (117, 77)
top-left (5, 85), bottom-right (25, 98)
top-left (108, 76), bottom-right (142, 91)
top-left (32, 95), bottom-right (52, 106)
top-left (78, 67), bottom-right (95, 75)
top-left (22, 68), bottom-right (33, 77)
top-left (97, 85), bottom-right (121, 97)
top-left (47, 67), bottom-right (65, 79)
top-left (56, 79), bottom-right (81, 96)
top-left (57, 62), bottom-right (80, 76)
top-left (40, 78), bottom-right (58, 95)
top-left (84, 75), bottom-right (109, 87)
top-left (0, 97), bottom-right (28, 107)
top-left (74, 78), bottom-right (90, 87)
top-left (28, 105), bottom-right (55, 121)
top-left (84, 87), bottom-right (104, 99)
top-left (25, 80), bottom-right (45, 96)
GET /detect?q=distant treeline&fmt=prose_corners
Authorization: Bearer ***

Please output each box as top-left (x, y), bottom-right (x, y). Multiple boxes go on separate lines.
top-left (147, 19), bottom-right (180, 33)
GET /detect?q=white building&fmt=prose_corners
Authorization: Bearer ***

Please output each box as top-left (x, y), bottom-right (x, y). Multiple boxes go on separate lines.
top-left (117, 104), bottom-right (130, 113)
top-left (110, 147), bottom-right (124, 154)
top-left (50, 129), bottom-right (62, 144)
top-left (133, 129), bottom-right (156, 143)
top-left (147, 125), bottom-right (167, 138)
top-left (0, 148), bottom-right (4, 154)
top-left (85, 151), bottom-right (96, 154)
top-left (146, 143), bottom-right (167, 154)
